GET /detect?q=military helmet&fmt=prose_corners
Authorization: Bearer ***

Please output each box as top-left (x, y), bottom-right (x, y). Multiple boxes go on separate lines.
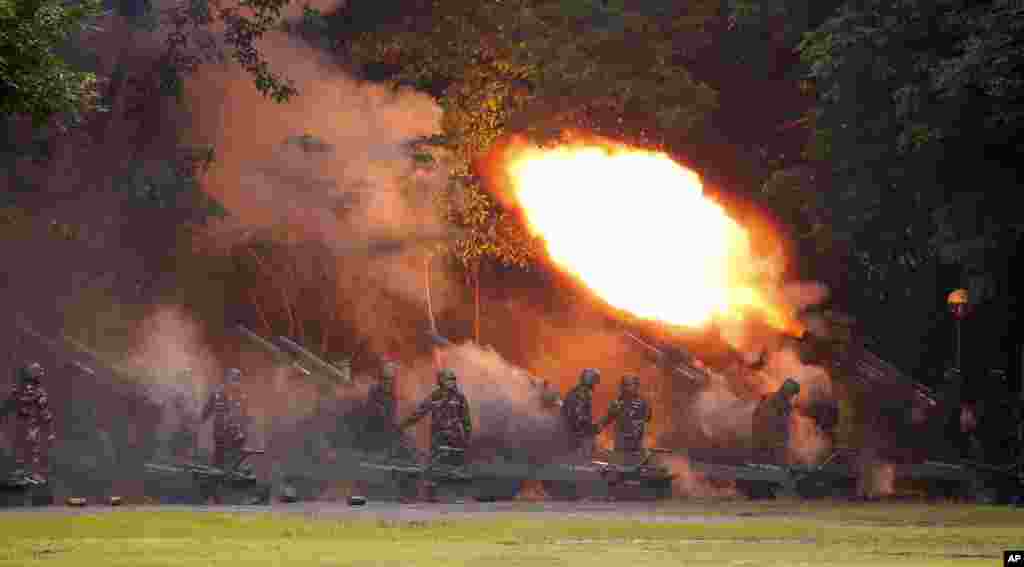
top-left (781, 378), bottom-right (801, 396)
top-left (224, 367), bottom-right (242, 384)
top-left (19, 362), bottom-right (44, 383)
top-left (437, 368), bottom-right (457, 386)
top-left (579, 368), bottom-right (601, 386)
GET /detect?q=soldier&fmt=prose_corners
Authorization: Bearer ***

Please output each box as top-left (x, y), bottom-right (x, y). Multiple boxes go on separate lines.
top-left (751, 378), bottom-right (800, 465)
top-left (561, 368), bottom-right (601, 457)
top-left (399, 368), bottom-right (472, 501)
top-left (0, 363), bottom-right (56, 483)
top-left (362, 361), bottom-right (400, 451)
top-left (597, 375), bottom-right (652, 463)
top-left (201, 368), bottom-right (249, 470)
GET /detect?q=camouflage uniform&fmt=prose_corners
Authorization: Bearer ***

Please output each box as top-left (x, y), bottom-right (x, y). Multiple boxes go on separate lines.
top-left (751, 378), bottom-right (800, 465)
top-left (561, 368), bottom-right (601, 457)
top-left (363, 362), bottom-right (400, 450)
top-left (201, 368), bottom-right (248, 469)
top-left (0, 363), bottom-right (55, 480)
top-left (400, 368), bottom-right (472, 467)
top-left (598, 376), bottom-right (652, 462)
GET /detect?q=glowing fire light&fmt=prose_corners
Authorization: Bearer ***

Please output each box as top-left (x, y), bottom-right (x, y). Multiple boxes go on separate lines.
top-left (505, 142), bottom-right (803, 335)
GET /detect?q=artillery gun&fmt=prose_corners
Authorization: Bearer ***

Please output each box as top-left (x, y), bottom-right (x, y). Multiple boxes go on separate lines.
top-left (0, 461), bottom-right (50, 507)
top-left (144, 448), bottom-right (270, 504)
top-left (286, 444), bottom-right (526, 503)
top-left (591, 448), bottom-right (677, 500)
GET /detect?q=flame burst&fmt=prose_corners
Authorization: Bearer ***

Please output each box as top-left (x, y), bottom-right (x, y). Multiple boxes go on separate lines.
top-left (505, 141), bottom-right (802, 334)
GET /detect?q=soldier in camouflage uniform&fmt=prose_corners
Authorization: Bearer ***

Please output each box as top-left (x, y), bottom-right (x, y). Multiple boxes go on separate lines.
top-left (400, 369), bottom-right (472, 463)
top-left (751, 378), bottom-right (800, 465)
top-left (363, 361), bottom-right (400, 451)
top-left (597, 375), bottom-right (652, 464)
top-left (0, 363), bottom-right (56, 483)
top-left (399, 368), bottom-right (472, 501)
top-left (201, 368), bottom-right (248, 470)
top-left (561, 368), bottom-right (601, 457)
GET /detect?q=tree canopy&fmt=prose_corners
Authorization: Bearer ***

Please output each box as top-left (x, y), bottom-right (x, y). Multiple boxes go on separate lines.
top-left (729, 0), bottom-right (1023, 374)
top-left (0, 0), bottom-right (106, 127)
top-left (332, 0), bottom-right (720, 271)
top-left (1, 0), bottom-right (299, 129)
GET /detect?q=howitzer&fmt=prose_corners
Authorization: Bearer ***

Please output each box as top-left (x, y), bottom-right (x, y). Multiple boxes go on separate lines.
top-left (590, 450), bottom-right (677, 480)
top-left (2, 468), bottom-right (46, 490)
top-left (145, 448), bottom-right (266, 484)
top-left (274, 336), bottom-right (351, 385)
top-left (14, 315), bottom-right (98, 376)
top-left (235, 325), bottom-right (311, 376)
top-left (623, 332), bottom-right (709, 387)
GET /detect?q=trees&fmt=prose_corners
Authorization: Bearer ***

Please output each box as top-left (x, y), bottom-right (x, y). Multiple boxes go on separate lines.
top-left (331, 0), bottom-right (720, 341)
top-left (2, 0), bottom-right (299, 129)
top-left (728, 0), bottom-right (1023, 375)
top-left (0, 0), bottom-right (106, 127)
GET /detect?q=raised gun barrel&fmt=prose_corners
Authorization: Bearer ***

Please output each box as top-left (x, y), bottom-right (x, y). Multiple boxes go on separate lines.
top-left (274, 336), bottom-right (352, 385)
top-left (623, 332), bottom-right (710, 387)
top-left (235, 324), bottom-right (311, 375)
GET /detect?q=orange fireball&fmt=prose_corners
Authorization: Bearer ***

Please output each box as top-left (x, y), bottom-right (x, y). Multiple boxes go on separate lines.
top-left (504, 141), bottom-right (802, 335)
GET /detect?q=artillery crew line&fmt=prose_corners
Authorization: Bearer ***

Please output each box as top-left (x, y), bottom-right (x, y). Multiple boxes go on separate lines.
top-left (3, 326), bottom-right (1021, 506)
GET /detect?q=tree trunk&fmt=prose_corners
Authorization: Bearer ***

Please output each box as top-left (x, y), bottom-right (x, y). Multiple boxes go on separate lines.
top-left (425, 254), bottom-right (436, 332)
top-left (474, 260), bottom-right (481, 344)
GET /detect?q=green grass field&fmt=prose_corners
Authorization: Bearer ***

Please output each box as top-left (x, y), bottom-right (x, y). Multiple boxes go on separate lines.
top-left (1, 501), bottom-right (1022, 566)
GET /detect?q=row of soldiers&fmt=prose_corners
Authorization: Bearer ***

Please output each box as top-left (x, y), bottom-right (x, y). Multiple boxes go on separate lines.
top-left (2, 358), bottom-right (800, 497)
top-left (0, 362), bottom-right (254, 485)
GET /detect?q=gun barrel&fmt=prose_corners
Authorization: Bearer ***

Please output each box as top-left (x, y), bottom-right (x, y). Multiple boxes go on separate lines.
top-left (236, 325), bottom-right (289, 359)
top-left (274, 336), bottom-right (352, 384)
top-left (145, 463), bottom-right (185, 475)
top-left (623, 332), bottom-right (709, 386)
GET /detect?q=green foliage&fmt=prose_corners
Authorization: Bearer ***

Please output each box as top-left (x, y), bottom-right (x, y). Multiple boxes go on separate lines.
top-left (147, 0), bottom-right (297, 103)
top-left (342, 1), bottom-right (719, 271)
top-left (0, 0), bottom-right (106, 127)
top-left (114, 145), bottom-right (226, 223)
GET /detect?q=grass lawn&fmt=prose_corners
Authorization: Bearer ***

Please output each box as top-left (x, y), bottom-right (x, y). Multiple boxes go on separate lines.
top-left (1, 501), bottom-right (1022, 566)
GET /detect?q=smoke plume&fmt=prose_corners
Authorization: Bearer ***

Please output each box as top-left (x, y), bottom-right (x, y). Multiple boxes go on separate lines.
top-left (401, 342), bottom-right (567, 458)
top-left (184, 31), bottom-right (457, 319)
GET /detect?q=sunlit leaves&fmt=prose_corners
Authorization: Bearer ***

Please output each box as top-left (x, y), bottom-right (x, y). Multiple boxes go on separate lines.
top-left (0, 0), bottom-right (106, 128)
top-left (344, 0), bottom-right (717, 271)
top-left (156, 0), bottom-right (297, 104)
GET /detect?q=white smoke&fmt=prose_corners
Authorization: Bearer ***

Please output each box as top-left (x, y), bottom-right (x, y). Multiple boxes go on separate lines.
top-left (399, 342), bottom-right (566, 457)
